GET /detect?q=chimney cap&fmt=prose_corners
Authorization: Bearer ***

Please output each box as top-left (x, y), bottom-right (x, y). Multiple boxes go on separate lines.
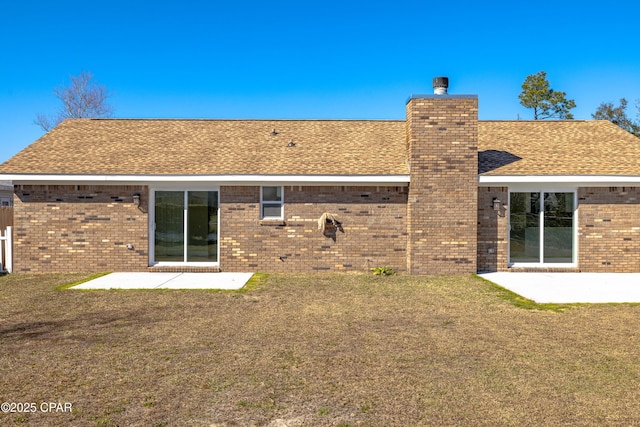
top-left (433, 76), bottom-right (449, 95)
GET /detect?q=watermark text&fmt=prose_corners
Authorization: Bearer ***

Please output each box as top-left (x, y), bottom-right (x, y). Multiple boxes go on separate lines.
top-left (1, 402), bottom-right (72, 414)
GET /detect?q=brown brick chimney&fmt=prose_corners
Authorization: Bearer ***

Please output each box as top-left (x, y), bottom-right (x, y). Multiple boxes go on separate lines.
top-left (406, 80), bottom-right (478, 274)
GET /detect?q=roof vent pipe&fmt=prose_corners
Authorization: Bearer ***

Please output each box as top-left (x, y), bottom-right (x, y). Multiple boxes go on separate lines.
top-left (433, 77), bottom-right (449, 95)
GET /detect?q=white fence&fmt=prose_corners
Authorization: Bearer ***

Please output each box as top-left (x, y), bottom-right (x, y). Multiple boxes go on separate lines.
top-left (1, 226), bottom-right (12, 273)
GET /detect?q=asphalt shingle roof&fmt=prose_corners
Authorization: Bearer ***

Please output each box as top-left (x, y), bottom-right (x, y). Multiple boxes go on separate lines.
top-left (0, 119), bottom-right (408, 176)
top-left (478, 120), bottom-right (640, 176)
top-left (1, 118), bottom-right (639, 177)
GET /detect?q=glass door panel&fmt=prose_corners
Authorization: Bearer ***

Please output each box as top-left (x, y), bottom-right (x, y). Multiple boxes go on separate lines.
top-left (543, 192), bottom-right (574, 263)
top-left (509, 192), bottom-right (541, 263)
top-left (154, 191), bottom-right (185, 262)
top-left (187, 191), bottom-right (218, 262)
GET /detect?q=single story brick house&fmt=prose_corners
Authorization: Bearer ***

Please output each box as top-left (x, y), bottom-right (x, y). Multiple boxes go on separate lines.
top-left (2, 80), bottom-right (640, 274)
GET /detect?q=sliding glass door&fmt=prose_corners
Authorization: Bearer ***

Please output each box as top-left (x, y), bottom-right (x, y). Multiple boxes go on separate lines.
top-left (509, 191), bottom-right (575, 265)
top-left (154, 190), bottom-right (219, 264)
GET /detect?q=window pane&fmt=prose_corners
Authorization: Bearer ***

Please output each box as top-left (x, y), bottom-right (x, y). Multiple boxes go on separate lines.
top-left (543, 192), bottom-right (574, 263)
top-left (155, 191), bottom-right (184, 262)
top-left (263, 186), bottom-right (282, 202)
top-left (187, 191), bottom-right (218, 262)
top-left (509, 192), bottom-right (540, 263)
top-left (262, 203), bottom-right (282, 218)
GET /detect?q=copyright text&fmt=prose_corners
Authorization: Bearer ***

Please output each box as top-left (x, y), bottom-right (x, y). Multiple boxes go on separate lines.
top-left (1, 402), bottom-right (73, 413)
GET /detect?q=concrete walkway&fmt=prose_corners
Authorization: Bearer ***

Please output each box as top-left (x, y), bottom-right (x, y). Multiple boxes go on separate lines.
top-left (73, 272), bottom-right (254, 290)
top-left (479, 272), bottom-right (640, 304)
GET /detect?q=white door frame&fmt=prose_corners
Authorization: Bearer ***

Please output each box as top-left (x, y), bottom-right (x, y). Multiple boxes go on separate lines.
top-left (149, 186), bottom-right (220, 267)
top-left (507, 186), bottom-right (578, 268)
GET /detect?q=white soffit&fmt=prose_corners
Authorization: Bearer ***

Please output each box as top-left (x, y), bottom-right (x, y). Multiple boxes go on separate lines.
top-left (8, 173), bottom-right (640, 187)
top-left (479, 175), bottom-right (640, 186)
top-left (3, 174), bottom-right (410, 186)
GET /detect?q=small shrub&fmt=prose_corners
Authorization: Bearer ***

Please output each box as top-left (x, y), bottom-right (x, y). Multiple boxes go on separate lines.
top-left (370, 266), bottom-right (395, 276)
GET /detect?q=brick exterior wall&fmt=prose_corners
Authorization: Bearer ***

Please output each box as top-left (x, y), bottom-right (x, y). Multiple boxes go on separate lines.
top-left (11, 184), bottom-right (640, 274)
top-left (219, 185), bottom-right (408, 272)
top-left (13, 185), bottom-right (149, 273)
top-left (477, 187), bottom-right (509, 272)
top-left (406, 95), bottom-right (478, 274)
top-left (477, 186), bottom-right (640, 273)
top-left (578, 186), bottom-right (640, 272)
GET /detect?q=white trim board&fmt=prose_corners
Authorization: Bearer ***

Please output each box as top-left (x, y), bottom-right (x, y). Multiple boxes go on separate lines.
top-left (6, 173), bottom-right (640, 187)
top-left (2, 174), bottom-right (410, 186)
top-left (480, 175), bottom-right (640, 186)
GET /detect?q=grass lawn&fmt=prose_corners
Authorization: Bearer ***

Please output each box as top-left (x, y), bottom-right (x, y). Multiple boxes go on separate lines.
top-left (1, 273), bottom-right (639, 426)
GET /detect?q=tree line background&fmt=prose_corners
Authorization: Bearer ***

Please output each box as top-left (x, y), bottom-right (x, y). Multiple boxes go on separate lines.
top-left (35, 71), bottom-right (640, 138)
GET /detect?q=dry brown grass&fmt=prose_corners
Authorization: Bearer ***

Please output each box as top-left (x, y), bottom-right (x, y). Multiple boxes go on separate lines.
top-left (1, 272), bottom-right (640, 426)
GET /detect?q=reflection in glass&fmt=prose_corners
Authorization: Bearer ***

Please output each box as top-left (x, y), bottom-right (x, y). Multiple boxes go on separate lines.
top-left (543, 192), bottom-right (574, 263)
top-left (509, 192), bottom-right (540, 263)
top-left (154, 191), bottom-right (184, 262)
top-left (187, 191), bottom-right (218, 262)
top-left (262, 186), bottom-right (282, 202)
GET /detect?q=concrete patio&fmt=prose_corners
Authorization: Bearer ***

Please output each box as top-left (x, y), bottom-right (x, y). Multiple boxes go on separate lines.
top-left (479, 272), bottom-right (640, 304)
top-left (72, 271), bottom-right (640, 303)
top-left (73, 272), bottom-right (254, 290)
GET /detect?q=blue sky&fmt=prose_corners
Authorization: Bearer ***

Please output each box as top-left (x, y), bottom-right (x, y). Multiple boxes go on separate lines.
top-left (1, 0), bottom-right (639, 164)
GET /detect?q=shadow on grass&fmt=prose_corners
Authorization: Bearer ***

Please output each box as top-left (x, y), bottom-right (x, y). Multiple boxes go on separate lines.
top-left (0, 309), bottom-right (145, 343)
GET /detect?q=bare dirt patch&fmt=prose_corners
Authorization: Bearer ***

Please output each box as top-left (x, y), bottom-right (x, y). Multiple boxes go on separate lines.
top-left (1, 273), bottom-right (639, 426)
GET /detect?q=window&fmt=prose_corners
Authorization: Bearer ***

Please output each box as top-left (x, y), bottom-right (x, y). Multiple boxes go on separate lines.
top-left (261, 186), bottom-right (283, 219)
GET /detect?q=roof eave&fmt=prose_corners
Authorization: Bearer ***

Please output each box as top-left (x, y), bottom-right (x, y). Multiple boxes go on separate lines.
top-left (1, 174), bottom-right (410, 186)
top-left (479, 175), bottom-right (640, 186)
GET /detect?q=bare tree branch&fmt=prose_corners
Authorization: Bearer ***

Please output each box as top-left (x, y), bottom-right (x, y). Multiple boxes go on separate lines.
top-left (33, 113), bottom-right (56, 132)
top-left (34, 71), bottom-right (114, 132)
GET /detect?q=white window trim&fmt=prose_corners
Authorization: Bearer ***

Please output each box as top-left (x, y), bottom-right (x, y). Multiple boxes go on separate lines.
top-left (508, 188), bottom-right (578, 268)
top-left (260, 186), bottom-right (284, 220)
top-left (149, 187), bottom-right (220, 267)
